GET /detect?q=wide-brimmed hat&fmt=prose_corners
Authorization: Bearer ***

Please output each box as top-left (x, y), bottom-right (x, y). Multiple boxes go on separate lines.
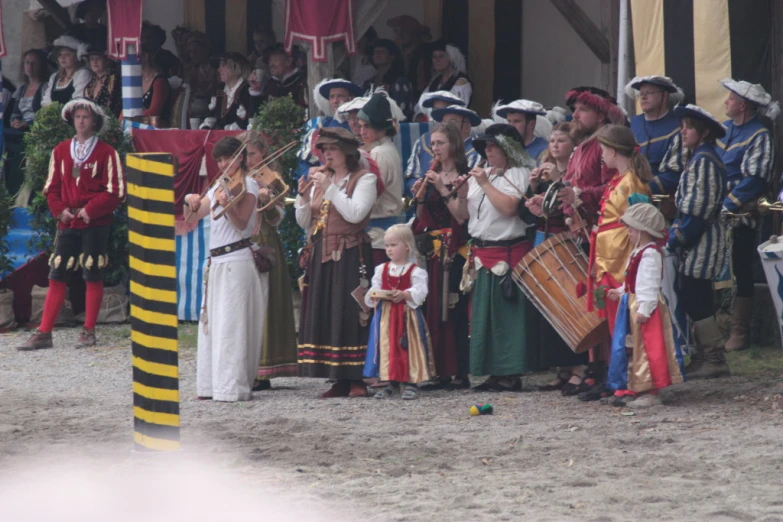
top-left (565, 87), bottom-right (625, 125)
top-left (473, 123), bottom-right (535, 169)
top-left (76, 0), bottom-right (105, 20)
top-left (62, 98), bottom-right (108, 134)
top-left (52, 36), bottom-right (88, 61)
top-left (430, 104), bottom-right (481, 127)
top-left (621, 203), bottom-right (665, 238)
top-left (336, 97), bottom-right (369, 122)
top-left (312, 77), bottom-right (363, 117)
top-left (625, 75), bottom-right (685, 106)
top-left (673, 104), bottom-right (727, 138)
top-left (315, 127), bottom-right (361, 156)
top-left (429, 40), bottom-right (467, 74)
top-left (493, 99), bottom-right (546, 119)
top-left (358, 92), bottom-right (396, 133)
top-left (420, 90), bottom-right (465, 109)
top-left (85, 42), bottom-right (117, 63)
top-left (720, 78), bottom-right (780, 119)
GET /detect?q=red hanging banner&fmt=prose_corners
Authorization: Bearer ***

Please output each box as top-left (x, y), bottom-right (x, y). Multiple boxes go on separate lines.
top-left (0, 4), bottom-right (7, 59)
top-left (106, 0), bottom-right (143, 60)
top-left (285, 0), bottom-right (356, 62)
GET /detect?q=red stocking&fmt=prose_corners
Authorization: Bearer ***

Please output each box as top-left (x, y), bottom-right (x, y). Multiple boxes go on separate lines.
top-left (84, 280), bottom-right (104, 330)
top-left (39, 280), bottom-right (67, 333)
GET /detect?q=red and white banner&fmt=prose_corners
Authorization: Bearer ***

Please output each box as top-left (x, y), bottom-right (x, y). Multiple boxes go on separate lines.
top-left (285, 0), bottom-right (356, 62)
top-left (0, 4), bottom-right (7, 59)
top-left (106, 0), bottom-right (143, 59)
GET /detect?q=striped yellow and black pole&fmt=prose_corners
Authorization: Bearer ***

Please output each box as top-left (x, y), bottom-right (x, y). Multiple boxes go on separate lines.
top-left (126, 153), bottom-right (180, 452)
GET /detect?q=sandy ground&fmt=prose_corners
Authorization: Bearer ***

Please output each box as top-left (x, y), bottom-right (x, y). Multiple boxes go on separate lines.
top-left (2, 324), bottom-right (783, 522)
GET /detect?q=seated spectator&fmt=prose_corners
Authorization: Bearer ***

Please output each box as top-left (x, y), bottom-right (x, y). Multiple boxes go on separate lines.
top-left (9, 49), bottom-right (49, 130)
top-left (182, 31), bottom-right (218, 118)
top-left (250, 44), bottom-right (306, 108)
top-left (83, 44), bottom-right (121, 118)
top-left (141, 48), bottom-right (171, 125)
top-left (387, 15), bottom-right (431, 96)
top-left (42, 36), bottom-right (93, 107)
top-left (362, 39), bottom-right (414, 119)
top-left (414, 41), bottom-right (471, 115)
top-left (70, 0), bottom-right (107, 50)
top-left (141, 21), bottom-right (167, 57)
top-left (156, 49), bottom-right (182, 80)
top-left (351, 26), bottom-right (378, 88)
top-left (201, 53), bottom-right (256, 131)
top-left (248, 25), bottom-right (276, 70)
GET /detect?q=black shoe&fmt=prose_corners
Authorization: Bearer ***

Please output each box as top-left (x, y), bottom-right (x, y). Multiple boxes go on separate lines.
top-left (489, 377), bottom-right (522, 392)
top-left (252, 379), bottom-right (272, 392)
top-left (448, 377), bottom-right (471, 390)
top-left (577, 386), bottom-right (608, 402)
top-left (420, 377), bottom-right (451, 391)
top-left (472, 377), bottom-right (499, 391)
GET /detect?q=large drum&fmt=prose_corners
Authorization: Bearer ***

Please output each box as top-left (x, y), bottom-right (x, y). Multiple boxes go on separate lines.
top-left (512, 233), bottom-right (608, 353)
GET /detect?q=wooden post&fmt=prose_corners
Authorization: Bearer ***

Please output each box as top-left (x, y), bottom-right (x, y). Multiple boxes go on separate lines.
top-left (36, 0), bottom-right (71, 30)
top-left (550, 0), bottom-right (611, 64)
top-left (600, 0), bottom-right (619, 97)
top-left (305, 42), bottom-right (335, 118)
top-left (126, 153), bottom-right (180, 452)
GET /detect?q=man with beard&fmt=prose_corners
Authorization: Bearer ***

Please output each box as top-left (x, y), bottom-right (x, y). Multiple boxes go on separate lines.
top-left (625, 76), bottom-right (686, 195)
top-left (557, 87), bottom-right (626, 227)
top-left (555, 87), bottom-right (627, 403)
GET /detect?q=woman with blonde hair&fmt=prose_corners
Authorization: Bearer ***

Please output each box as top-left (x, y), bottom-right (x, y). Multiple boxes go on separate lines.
top-left (410, 122), bottom-right (471, 390)
top-left (42, 36), bottom-right (93, 107)
top-left (201, 53), bottom-right (256, 130)
top-left (240, 131), bottom-right (298, 391)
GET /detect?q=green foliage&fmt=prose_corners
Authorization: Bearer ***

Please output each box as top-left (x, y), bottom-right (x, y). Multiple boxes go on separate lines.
top-left (23, 103), bottom-right (134, 287)
top-left (0, 155), bottom-right (14, 274)
top-left (251, 95), bottom-right (307, 286)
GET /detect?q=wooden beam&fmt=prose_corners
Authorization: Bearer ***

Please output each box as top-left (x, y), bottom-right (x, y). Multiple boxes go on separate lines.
top-left (550, 0), bottom-right (611, 64)
top-left (36, 0), bottom-right (71, 31)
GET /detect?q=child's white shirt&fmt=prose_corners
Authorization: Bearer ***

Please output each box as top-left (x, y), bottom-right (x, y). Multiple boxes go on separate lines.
top-left (365, 261), bottom-right (429, 310)
top-left (628, 242), bottom-right (662, 318)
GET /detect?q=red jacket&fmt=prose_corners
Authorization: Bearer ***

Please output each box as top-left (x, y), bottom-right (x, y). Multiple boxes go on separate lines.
top-left (44, 138), bottom-right (126, 230)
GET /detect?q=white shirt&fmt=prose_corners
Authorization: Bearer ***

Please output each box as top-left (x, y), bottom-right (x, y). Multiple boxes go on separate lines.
top-left (208, 176), bottom-right (259, 264)
top-left (367, 136), bottom-right (404, 249)
top-left (41, 69), bottom-right (93, 107)
top-left (466, 166), bottom-right (530, 241)
top-left (295, 172), bottom-right (378, 230)
top-left (626, 242), bottom-right (662, 318)
top-left (365, 261), bottom-right (429, 310)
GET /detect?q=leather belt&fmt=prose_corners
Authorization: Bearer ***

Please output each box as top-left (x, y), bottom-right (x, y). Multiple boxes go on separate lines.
top-left (210, 238), bottom-right (252, 257)
top-left (473, 236), bottom-right (525, 248)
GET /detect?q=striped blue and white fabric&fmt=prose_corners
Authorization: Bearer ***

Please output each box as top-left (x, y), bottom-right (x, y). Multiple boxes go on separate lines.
top-left (121, 50), bottom-right (143, 119)
top-left (394, 122), bottom-right (432, 179)
top-left (121, 119), bottom-right (157, 136)
top-left (175, 218), bottom-right (210, 321)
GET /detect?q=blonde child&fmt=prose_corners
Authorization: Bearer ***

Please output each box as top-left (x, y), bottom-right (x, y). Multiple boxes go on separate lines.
top-left (364, 224), bottom-right (435, 400)
top-left (606, 203), bottom-right (683, 407)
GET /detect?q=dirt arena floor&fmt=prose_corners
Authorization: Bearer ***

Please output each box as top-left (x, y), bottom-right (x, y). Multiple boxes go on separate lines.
top-left (2, 324), bottom-right (783, 521)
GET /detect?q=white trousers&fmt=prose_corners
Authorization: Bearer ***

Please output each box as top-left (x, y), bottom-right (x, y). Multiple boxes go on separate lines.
top-left (197, 259), bottom-right (268, 401)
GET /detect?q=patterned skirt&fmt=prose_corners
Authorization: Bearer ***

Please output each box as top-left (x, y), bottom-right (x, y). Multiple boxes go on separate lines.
top-left (297, 238), bottom-right (374, 380)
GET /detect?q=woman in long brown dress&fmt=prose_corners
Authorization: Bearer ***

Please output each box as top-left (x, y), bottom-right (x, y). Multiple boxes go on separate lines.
top-left (240, 131), bottom-right (298, 391)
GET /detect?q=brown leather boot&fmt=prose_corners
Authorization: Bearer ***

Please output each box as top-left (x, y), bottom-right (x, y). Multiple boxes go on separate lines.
top-left (725, 297), bottom-right (752, 352)
top-left (320, 380), bottom-right (350, 399)
top-left (75, 328), bottom-right (96, 349)
top-left (689, 317), bottom-right (731, 380)
top-left (16, 331), bottom-right (53, 351)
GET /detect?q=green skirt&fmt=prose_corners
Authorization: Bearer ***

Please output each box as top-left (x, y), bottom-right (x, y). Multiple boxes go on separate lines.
top-left (470, 268), bottom-right (535, 376)
top-left (254, 218), bottom-right (298, 379)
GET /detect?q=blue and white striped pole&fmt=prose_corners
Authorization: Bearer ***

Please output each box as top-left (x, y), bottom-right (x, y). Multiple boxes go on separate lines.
top-left (121, 44), bottom-right (143, 119)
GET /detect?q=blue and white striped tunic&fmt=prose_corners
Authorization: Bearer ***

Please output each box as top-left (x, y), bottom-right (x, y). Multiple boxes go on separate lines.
top-left (669, 144), bottom-right (729, 279)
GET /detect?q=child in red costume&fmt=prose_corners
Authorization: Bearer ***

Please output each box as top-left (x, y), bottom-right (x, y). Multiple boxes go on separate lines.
top-left (17, 98), bottom-right (125, 351)
top-left (606, 203), bottom-right (684, 407)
